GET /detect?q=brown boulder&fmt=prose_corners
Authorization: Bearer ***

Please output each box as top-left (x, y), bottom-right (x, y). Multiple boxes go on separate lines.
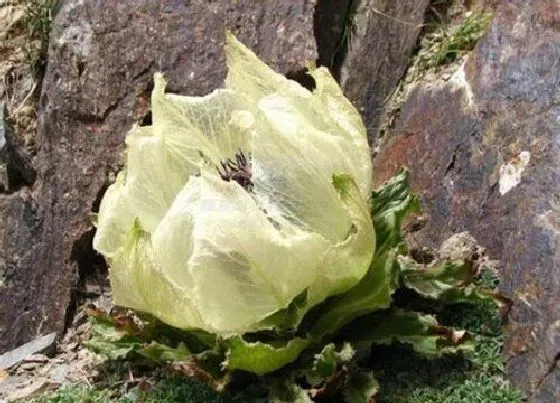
top-left (373, 0), bottom-right (560, 400)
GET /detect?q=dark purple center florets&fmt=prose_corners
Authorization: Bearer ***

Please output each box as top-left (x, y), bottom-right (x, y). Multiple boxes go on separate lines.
top-left (217, 150), bottom-right (253, 191)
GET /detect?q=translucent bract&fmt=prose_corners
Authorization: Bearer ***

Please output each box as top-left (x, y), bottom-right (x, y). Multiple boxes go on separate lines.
top-left (93, 33), bottom-right (374, 334)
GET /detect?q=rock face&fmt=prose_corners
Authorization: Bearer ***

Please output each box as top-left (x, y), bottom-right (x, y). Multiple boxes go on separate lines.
top-left (339, 0), bottom-right (429, 143)
top-left (373, 0), bottom-right (560, 400)
top-left (0, 0), bottom-right (317, 353)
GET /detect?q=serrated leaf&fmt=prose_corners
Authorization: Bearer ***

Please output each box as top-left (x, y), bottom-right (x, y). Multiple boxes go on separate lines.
top-left (310, 250), bottom-right (399, 340)
top-left (137, 341), bottom-right (191, 362)
top-left (311, 343), bottom-right (355, 381)
top-left (371, 169), bottom-right (420, 256)
top-left (399, 256), bottom-right (493, 303)
top-left (85, 312), bottom-right (198, 363)
top-left (84, 339), bottom-right (138, 360)
top-left (86, 306), bottom-right (141, 336)
top-left (344, 310), bottom-right (473, 356)
top-left (84, 320), bottom-right (139, 359)
top-left (224, 336), bottom-right (308, 375)
top-left (342, 371), bottom-right (379, 403)
top-left (89, 319), bottom-right (129, 342)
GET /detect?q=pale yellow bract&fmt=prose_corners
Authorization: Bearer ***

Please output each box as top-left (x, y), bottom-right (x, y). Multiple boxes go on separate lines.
top-left (93, 33), bottom-right (374, 335)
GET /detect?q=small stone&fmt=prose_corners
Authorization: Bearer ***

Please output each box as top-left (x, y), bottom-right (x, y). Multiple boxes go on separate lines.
top-left (49, 363), bottom-right (69, 383)
top-left (5, 378), bottom-right (56, 401)
top-left (439, 232), bottom-right (480, 261)
top-left (76, 323), bottom-right (91, 336)
top-left (0, 333), bottom-right (56, 370)
top-left (23, 354), bottom-right (48, 363)
top-left (19, 363), bottom-right (38, 371)
top-left (64, 342), bottom-right (79, 352)
top-left (76, 349), bottom-right (92, 360)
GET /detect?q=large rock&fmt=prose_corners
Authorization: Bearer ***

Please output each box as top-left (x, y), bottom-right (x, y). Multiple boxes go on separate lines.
top-left (373, 0), bottom-right (560, 400)
top-left (340, 0), bottom-right (429, 143)
top-left (0, 0), bottom-right (317, 353)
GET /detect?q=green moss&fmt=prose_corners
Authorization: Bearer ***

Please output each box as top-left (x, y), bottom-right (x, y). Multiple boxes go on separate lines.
top-left (31, 375), bottom-right (266, 402)
top-left (415, 12), bottom-right (492, 71)
top-left (371, 295), bottom-right (525, 403)
top-left (22, 0), bottom-right (58, 79)
top-left (31, 384), bottom-right (112, 403)
top-left (410, 375), bottom-right (526, 403)
top-left (433, 13), bottom-right (491, 66)
top-left (129, 376), bottom-right (225, 403)
top-left (132, 376), bottom-right (266, 403)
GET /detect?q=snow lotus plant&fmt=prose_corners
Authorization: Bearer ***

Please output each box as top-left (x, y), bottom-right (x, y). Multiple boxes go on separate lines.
top-left (89, 33), bottom-right (499, 401)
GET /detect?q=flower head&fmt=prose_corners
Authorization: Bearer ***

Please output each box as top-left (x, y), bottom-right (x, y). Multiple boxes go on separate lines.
top-left (93, 33), bottom-right (374, 334)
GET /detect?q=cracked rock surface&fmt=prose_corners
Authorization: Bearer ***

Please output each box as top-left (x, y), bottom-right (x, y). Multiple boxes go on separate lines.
top-left (340, 0), bottom-right (429, 144)
top-left (373, 0), bottom-right (560, 400)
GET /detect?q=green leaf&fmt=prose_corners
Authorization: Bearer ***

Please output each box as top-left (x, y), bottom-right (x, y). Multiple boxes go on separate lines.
top-left (310, 250), bottom-right (399, 340)
top-left (188, 330), bottom-right (219, 350)
top-left (258, 289), bottom-right (309, 333)
top-left (312, 345), bottom-right (338, 379)
top-left (371, 169), bottom-right (420, 255)
top-left (342, 371), bottom-right (379, 403)
top-left (137, 341), bottom-right (191, 363)
top-left (344, 310), bottom-right (473, 356)
top-left (399, 257), bottom-right (493, 303)
top-left (311, 343), bottom-right (355, 381)
top-left (84, 320), bottom-right (139, 360)
top-left (89, 319), bottom-right (129, 342)
top-left (224, 336), bottom-right (308, 375)
top-left (83, 339), bottom-right (138, 360)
